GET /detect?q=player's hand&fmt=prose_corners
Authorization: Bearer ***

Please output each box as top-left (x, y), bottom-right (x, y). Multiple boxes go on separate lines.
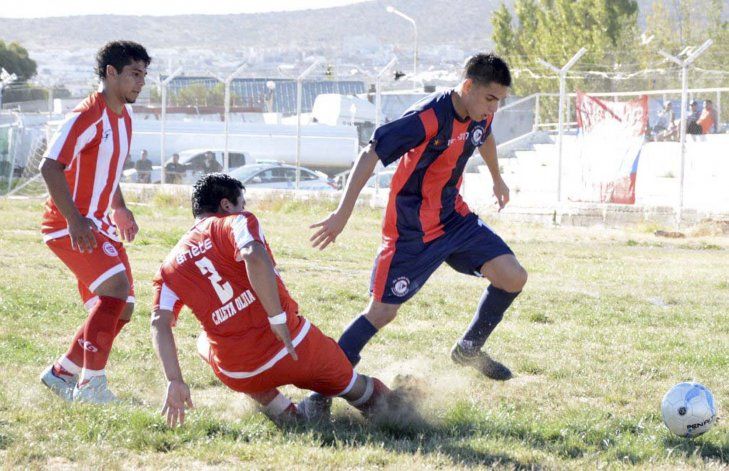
top-left (67, 215), bottom-right (98, 253)
top-left (270, 323), bottom-right (298, 361)
top-left (161, 379), bottom-right (194, 427)
top-left (112, 206), bottom-right (139, 242)
top-left (309, 211), bottom-right (347, 250)
top-left (493, 177), bottom-right (510, 211)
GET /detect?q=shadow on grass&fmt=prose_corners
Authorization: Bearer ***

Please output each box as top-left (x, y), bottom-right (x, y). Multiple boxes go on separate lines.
top-left (663, 435), bottom-right (728, 462)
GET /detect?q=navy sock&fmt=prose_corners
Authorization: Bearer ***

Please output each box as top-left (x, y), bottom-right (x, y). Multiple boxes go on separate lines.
top-left (337, 315), bottom-right (378, 367)
top-left (461, 285), bottom-right (520, 350)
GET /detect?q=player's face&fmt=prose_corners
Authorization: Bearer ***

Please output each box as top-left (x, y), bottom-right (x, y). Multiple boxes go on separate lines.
top-left (221, 189), bottom-right (246, 214)
top-left (463, 80), bottom-right (509, 121)
top-left (109, 60), bottom-right (147, 104)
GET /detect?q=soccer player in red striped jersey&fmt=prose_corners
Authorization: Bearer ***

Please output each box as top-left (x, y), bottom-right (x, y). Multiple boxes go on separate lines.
top-left (39, 41), bottom-right (151, 403)
top-left (308, 53), bottom-right (527, 411)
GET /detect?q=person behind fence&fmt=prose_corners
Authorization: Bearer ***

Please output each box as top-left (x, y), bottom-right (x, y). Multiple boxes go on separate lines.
top-left (150, 173), bottom-right (403, 427)
top-left (202, 151), bottom-right (223, 174)
top-left (123, 153), bottom-right (134, 170)
top-left (38, 40), bottom-right (151, 404)
top-left (687, 100), bottom-right (703, 135)
top-left (653, 101), bottom-right (676, 140)
top-left (698, 99), bottom-right (718, 134)
top-left (135, 149), bottom-right (153, 183)
top-left (303, 52), bottom-right (527, 417)
top-left (164, 153), bottom-right (186, 184)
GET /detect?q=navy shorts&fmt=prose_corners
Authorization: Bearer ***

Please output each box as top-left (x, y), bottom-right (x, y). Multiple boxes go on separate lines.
top-left (369, 213), bottom-right (513, 304)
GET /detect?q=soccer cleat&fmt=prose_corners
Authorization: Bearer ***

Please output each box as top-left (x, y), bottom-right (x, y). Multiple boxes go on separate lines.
top-left (72, 375), bottom-right (118, 404)
top-left (451, 342), bottom-right (513, 381)
top-left (297, 393), bottom-right (332, 423)
top-left (39, 365), bottom-right (77, 402)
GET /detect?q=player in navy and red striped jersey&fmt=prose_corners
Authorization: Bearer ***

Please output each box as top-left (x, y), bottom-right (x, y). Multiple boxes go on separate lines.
top-left (305, 53), bottom-right (527, 413)
top-left (38, 41), bottom-right (151, 403)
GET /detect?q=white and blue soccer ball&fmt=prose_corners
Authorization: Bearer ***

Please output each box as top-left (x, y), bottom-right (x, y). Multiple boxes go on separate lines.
top-left (661, 382), bottom-right (717, 437)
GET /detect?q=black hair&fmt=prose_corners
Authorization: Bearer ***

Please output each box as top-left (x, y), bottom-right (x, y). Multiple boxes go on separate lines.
top-left (464, 53), bottom-right (512, 88)
top-left (191, 173), bottom-right (245, 217)
top-left (95, 40), bottom-right (151, 79)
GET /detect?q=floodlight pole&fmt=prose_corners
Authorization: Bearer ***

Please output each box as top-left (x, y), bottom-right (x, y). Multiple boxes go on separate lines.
top-left (213, 63), bottom-right (247, 172)
top-left (296, 59), bottom-right (323, 190)
top-left (374, 57), bottom-right (398, 199)
top-left (659, 39), bottom-right (712, 227)
top-left (159, 66), bottom-right (184, 185)
top-left (386, 6), bottom-right (417, 88)
top-left (538, 48), bottom-right (587, 203)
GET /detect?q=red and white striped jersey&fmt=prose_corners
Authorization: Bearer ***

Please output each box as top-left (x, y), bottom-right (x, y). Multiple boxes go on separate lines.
top-left (41, 92), bottom-right (132, 242)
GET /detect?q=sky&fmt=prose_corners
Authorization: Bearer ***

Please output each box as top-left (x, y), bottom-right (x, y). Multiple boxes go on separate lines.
top-left (0, 0), bottom-right (371, 18)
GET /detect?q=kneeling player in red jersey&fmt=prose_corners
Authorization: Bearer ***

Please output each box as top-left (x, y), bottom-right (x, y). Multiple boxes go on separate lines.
top-left (151, 174), bottom-right (396, 426)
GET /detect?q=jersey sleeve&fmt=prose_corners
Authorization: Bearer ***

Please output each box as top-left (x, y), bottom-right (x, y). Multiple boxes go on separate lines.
top-left (43, 110), bottom-right (99, 167)
top-left (152, 277), bottom-right (184, 325)
top-left (370, 109), bottom-right (430, 166)
top-left (228, 212), bottom-right (266, 262)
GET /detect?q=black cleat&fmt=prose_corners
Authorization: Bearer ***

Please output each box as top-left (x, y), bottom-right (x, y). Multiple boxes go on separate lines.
top-left (451, 342), bottom-right (513, 381)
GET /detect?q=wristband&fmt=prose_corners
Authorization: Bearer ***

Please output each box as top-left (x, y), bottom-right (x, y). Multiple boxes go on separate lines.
top-left (268, 312), bottom-right (287, 325)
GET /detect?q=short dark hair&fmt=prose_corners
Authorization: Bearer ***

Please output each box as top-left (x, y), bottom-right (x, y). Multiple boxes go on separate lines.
top-left (464, 53), bottom-right (512, 88)
top-left (96, 41), bottom-right (151, 79)
top-left (191, 173), bottom-right (244, 217)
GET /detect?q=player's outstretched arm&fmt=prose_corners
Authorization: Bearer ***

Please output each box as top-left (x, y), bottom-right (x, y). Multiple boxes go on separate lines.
top-left (40, 158), bottom-right (97, 253)
top-left (240, 242), bottom-right (298, 360)
top-left (111, 187), bottom-right (138, 242)
top-left (478, 133), bottom-right (510, 211)
top-left (151, 308), bottom-right (193, 427)
top-left (310, 145), bottom-right (380, 250)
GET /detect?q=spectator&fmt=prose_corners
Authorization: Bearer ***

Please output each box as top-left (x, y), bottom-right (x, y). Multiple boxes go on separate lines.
top-left (687, 100), bottom-right (702, 135)
top-left (123, 153), bottom-right (134, 170)
top-left (135, 149), bottom-right (153, 183)
top-left (654, 102), bottom-right (677, 141)
top-left (698, 99), bottom-right (718, 134)
top-left (164, 153), bottom-right (186, 184)
top-left (202, 151), bottom-right (222, 174)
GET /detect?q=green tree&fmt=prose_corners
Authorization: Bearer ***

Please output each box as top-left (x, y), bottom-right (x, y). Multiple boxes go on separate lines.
top-left (0, 40), bottom-right (37, 81)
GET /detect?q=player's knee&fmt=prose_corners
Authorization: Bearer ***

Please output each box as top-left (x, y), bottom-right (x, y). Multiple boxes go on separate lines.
top-left (494, 263), bottom-right (527, 293)
top-left (364, 303), bottom-right (399, 329)
top-left (119, 303), bottom-right (134, 321)
top-left (95, 272), bottom-right (130, 300)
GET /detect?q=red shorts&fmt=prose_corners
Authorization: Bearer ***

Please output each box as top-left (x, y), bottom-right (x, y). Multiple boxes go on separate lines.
top-left (198, 320), bottom-right (355, 397)
top-left (46, 232), bottom-right (135, 308)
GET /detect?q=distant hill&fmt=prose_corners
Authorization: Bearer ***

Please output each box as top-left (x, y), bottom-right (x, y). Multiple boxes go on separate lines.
top-left (0, 0), bottom-right (504, 53)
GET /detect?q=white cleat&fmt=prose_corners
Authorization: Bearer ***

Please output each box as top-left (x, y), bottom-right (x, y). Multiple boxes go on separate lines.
top-left (72, 375), bottom-right (118, 404)
top-left (39, 365), bottom-right (77, 402)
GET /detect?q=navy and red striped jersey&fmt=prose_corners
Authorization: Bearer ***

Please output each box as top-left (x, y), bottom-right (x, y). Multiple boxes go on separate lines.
top-left (371, 89), bottom-right (493, 244)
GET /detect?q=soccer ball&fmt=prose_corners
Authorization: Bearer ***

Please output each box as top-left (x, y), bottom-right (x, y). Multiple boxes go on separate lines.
top-left (661, 382), bottom-right (717, 437)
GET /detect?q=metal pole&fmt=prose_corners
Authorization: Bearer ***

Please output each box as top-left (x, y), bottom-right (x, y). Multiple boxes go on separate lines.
top-left (716, 90), bottom-right (721, 129)
top-left (533, 94), bottom-right (540, 132)
top-left (159, 66), bottom-right (183, 185)
top-left (538, 48), bottom-right (586, 203)
top-left (295, 59), bottom-right (323, 190)
top-left (374, 57), bottom-right (398, 198)
top-left (223, 63), bottom-right (247, 172)
top-left (659, 39), bottom-right (712, 227)
top-left (386, 7), bottom-right (417, 87)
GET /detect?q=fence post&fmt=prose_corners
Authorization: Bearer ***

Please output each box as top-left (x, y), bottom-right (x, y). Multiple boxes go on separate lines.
top-left (295, 60), bottom-right (323, 190)
top-left (659, 39), bottom-right (713, 227)
top-left (538, 48), bottom-right (587, 203)
top-left (159, 67), bottom-right (183, 185)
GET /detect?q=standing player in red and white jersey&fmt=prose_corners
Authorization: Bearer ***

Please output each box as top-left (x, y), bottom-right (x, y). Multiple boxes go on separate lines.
top-left (39, 41), bottom-right (151, 403)
top-left (151, 174), bottom-right (396, 426)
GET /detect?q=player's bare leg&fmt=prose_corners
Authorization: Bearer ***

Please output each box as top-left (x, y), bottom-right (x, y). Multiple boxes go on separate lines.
top-left (452, 254), bottom-right (527, 380)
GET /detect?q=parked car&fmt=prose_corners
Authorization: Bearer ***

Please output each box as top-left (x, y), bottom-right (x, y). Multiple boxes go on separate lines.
top-left (228, 163), bottom-right (337, 191)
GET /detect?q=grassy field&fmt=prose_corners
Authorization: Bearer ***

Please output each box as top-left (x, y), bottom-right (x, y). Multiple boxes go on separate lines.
top-left (0, 194), bottom-right (727, 469)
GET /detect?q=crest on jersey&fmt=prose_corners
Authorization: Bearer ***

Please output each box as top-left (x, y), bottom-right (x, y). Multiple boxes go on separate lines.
top-left (391, 276), bottom-right (411, 297)
top-left (471, 127), bottom-right (484, 146)
top-left (102, 241), bottom-right (118, 257)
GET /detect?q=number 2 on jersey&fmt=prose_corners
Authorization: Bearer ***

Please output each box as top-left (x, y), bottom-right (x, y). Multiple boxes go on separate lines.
top-left (195, 257), bottom-right (234, 303)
